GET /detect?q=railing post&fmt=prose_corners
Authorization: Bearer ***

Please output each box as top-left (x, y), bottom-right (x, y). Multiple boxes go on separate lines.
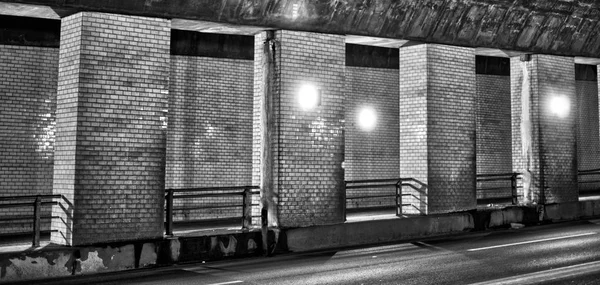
top-left (32, 195), bottom-right (41, 247)
top-left (261, 207), bottom-right (269, 256)
top-left (242, 187), bottom-right (252, 230)
top-left (166, 189), bottom-right (173, 236)
top-left (343, 182), bottom-right (347, 222)
top-left (511, 173), bottom-right (518, 205)
top-left (396, 181), bottom-right (401, 216)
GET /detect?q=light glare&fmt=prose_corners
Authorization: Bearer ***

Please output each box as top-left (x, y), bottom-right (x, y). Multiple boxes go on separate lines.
top-left (358, 107), bottom-right (377, 131)
top-left (549, 96), bottom-right (570, 118)
top-left (298, 84), bottom-right (319, 110)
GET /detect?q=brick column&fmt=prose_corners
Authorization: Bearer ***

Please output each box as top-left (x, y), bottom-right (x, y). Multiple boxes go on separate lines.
top-left (252, 30), bottom-right (345, 228)
top-left (52, 12), bottom-right (170, 245)
top-left (510, 55), bottom-right (577, 205)
top-left (399, 44), bottom-right (476, 215)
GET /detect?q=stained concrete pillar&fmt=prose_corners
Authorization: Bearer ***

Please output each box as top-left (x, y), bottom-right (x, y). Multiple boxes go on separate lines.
top-left (399, 44), bottom-right (477, 215)
top-left (52, 12), bottom-right (170, 245)
top-left (252, 30), bottom-right (345, 228)
top-left (511, 55), bottom-right (578, 205)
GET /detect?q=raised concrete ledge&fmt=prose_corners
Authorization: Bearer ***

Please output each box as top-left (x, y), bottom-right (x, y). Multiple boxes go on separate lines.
top-left (476, 206), bottom-right (540, 229)
top-left (284, 213), bottom-right (474, 252)
top-left (3, 200), bottom-right (600, 282)
top-left (537, 200), bottom-right (600, 222)
top-left (543, 201), bottom-right (581, 222)
top-left (284, 201), bottom-right (600, 252)
top-left (580, 199), bottom-right (600, 218)
top-left (0, 231), bottom-right (268, 282)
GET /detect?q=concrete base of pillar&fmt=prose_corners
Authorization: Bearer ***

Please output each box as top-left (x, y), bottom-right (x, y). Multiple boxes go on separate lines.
top-left (0, 231), bottom-right (272, 283)
top-left (285, 213), bottom-right (474, 252)
top-left (542, 202), bottom-right (581, 222)
top-left (580, 199), bottom-right (600, 218)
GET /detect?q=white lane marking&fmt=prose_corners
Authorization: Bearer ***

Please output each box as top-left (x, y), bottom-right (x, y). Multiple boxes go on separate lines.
top-left (206, 281), bottom-right (244, 285)
top-left (412, 241), bottom-right (445, 251)
top-left (467, 232), bottom-right (596, 252)
top-left (467, 260), bottom-right (600, 285)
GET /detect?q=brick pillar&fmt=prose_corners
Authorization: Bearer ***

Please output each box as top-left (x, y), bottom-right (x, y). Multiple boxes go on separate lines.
top-left (52, 12), bottom-right (170, 245)
top-left (252, 30), bottom-right (345, 228)
top-left (510, 55), bottom-right (577, 205)
top-left (399, 44), bottom-right (476, 215)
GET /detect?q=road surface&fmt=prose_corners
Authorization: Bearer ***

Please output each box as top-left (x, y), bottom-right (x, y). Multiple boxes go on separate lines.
top-left (27, 219), bottom-right (600, 285)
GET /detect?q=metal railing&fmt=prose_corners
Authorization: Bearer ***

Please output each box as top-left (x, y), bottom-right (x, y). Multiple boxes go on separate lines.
top-left (164, 186), bottom-right (260, 235)
top-left (399, 177), bottom-right (428, 215)
top-left (345, 173), bottom-right (525, 211)
top-left (345, 178), bottom-right (425, 216)
top-left (578, 168), bottom-right (600, 196)
top-left (0, 194), bottom-right (62, 247)
top-left (476, 172), bottom-right (520, 205)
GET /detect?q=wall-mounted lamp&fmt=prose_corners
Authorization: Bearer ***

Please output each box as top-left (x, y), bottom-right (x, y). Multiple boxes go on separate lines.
top-left (520, 54), bottom-right (531, 62)
top-left (358, 107), bottom-right (377, 131)
top-left (298, 84), bottom-right (321, 111)
top-left (549, 95), bottom-right (570, 118)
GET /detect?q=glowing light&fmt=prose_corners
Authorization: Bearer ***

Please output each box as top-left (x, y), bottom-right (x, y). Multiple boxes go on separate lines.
top-left (358, 107), bottom-right (377, 131)
top-left (298, 84), bottom-right (320, 110)
top-left (292, 4), bottom-right (300, 19)
top-left (549, 96), bottom-right (570, 118)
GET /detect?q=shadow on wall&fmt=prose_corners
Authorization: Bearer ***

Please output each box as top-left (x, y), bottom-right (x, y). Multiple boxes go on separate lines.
top-left (401, 178), bottom-right (428, 215)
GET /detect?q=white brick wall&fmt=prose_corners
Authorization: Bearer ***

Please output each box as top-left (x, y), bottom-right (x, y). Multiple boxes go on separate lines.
top-left (0, 45), bottom-right (58, 234)
top-left (476, 74), bottom-right (512, 199)
top-left (345, 66), bottom-right (399, 209)
top-left (166, 56), bottom-right (253, 222)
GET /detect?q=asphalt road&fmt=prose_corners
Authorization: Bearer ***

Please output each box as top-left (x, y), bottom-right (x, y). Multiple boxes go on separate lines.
top-left (28, 220), bottom-right (600, 285)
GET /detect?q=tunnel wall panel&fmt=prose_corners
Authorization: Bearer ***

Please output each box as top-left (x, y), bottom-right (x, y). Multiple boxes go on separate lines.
top-left (0, 45), bottom-right (58, 234)
top-left (166, 56), bottom-right (254, 222)
top-left (476, 74), bottom-right (512, 199)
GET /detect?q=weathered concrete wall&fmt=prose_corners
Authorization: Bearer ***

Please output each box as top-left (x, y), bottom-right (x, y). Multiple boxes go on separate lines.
top-left (0, 231), bottom-right (267, 282)
top-left (286, 213), bottom-right (474, 252)
top-left (286, 201), bottom-right (600, 252)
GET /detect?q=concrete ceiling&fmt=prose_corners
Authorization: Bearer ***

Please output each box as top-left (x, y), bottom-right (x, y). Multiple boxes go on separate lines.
top-left (0, 2), bottom-right (58, 19)
top-left (344, 35), bottom-right (408, 48)
top-left (1, 0), bottom-right (600, 60)
top-left (171, 19), bottom-right (265, 36)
